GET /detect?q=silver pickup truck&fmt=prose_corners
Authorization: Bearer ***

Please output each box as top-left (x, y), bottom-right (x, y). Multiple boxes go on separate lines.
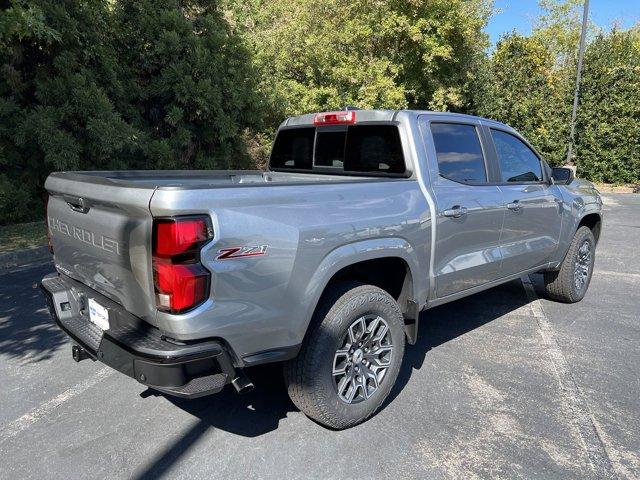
top-left (41, 109), bottom-right (602, 429)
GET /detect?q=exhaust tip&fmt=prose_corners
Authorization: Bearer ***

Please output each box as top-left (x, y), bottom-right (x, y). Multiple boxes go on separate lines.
top-left (72, 345), bottom-right (90, 362)
top-left (231, 375), bottom-right (255, 395)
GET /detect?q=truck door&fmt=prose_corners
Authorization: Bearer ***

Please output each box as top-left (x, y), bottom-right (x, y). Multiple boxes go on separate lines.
top-left (487, 128), bottom-right (563, 275)
top-left (420, 120), bottom-right (505, 298)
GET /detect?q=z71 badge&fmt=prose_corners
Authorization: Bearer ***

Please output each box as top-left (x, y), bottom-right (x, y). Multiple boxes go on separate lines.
top-left (216, 245), bottom-right (268, 260)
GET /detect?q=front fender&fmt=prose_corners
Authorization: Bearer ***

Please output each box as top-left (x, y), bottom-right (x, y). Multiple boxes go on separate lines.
top-left (552, 190), bottom-right (603, 268)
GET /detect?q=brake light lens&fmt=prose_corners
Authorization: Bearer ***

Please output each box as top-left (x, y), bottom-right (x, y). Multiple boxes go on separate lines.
top-left (152, 216), bottom-right (213, 314)
top-left (313, 111), bottom-right (356, 126)
top-left (154, 218), bottom-right (210, 257)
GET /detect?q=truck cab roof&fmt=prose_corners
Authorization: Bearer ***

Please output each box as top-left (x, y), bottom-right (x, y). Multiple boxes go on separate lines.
top-left (281, 109), bottom-right (514, 132)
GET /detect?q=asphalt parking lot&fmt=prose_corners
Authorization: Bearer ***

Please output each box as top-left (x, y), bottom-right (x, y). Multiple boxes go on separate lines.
top-left (0, 193), bottom-right (638, 480)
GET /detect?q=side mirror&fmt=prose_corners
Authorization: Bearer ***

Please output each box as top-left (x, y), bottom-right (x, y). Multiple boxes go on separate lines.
top-left (551, 167), bottom-right (574, 185)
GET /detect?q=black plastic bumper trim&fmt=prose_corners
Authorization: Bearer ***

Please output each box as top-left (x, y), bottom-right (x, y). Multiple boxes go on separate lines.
top-left (241, 344), bottom-right (301, 366)
top-left (40, 274), bottom-right (236, 399)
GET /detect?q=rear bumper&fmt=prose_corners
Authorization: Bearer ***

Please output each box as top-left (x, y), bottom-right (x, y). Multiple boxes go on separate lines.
top-left (40, 273), bottom-right (237, 399)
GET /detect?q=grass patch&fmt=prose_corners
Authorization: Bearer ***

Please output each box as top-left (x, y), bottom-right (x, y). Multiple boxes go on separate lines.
top-left (0, 221), bottom-right (48, 254)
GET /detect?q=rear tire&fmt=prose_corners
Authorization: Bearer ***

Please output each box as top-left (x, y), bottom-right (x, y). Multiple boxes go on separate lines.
top-left (543, 226), bottom-right (596, 303)
top-left (285, 283), bottom-right (405, 429)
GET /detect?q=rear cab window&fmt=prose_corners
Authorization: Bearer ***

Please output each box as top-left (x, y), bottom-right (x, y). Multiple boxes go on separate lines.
top-left (269, 128), bottom-right (315, 170)
top-left (269, 125), bottom-right (406, 176)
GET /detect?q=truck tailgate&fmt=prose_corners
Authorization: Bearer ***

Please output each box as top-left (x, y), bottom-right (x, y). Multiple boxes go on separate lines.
top-left (45, 173), bottom-right (156, 322)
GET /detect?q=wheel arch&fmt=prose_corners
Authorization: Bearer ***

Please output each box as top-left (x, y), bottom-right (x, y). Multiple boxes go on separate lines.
top-left (578, 212), bottom-right (602, 244)
top-left (302, 239), bottom-right (423, 345)
top-left (550, 208), bottom-right (602, 271)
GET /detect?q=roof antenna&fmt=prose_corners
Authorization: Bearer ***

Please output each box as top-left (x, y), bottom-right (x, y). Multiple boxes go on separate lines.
top-left (344, 105), bottom-right (361, 111)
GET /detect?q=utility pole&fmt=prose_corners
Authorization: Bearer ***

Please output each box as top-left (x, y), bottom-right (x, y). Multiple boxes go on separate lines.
top-left (566, 0), bottom-right (590, 165)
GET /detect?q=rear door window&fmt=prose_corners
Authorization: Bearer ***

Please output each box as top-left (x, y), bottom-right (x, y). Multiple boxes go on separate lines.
top-left (491, 129), bottom-right (543, 183)
top-left (430, 123), bottom-right (487, 184)
top-left (269, 125), bottom-right (405, 175)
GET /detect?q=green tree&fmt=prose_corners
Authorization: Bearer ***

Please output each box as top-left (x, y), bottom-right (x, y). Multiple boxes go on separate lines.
top-left (112, 0), bottom-right (261, 170)
top-left (474, 0), bottom-right (639, 183)
top-left (1, 0), bottom-right (128, 222)
top-left (0, 0), bottom-right (260, 224)
top-left (473, 33), bottom-right (572, 166)
top-left (574, 28), bottom-right (640, 183)
top-left (224, 0), bottom-right (491, 130)
top-left (533, 0), bottom-right (585, 68)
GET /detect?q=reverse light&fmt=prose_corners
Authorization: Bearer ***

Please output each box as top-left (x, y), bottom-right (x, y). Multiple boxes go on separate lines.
top-left (152, 216), bottom-right (213, 314)
top-left (313, 111), bottom-right (356, 126)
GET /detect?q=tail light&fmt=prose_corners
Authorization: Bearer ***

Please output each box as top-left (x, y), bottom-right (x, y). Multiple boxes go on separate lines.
top-left (45, 194), bottom-right (53, 254)
top-left (313, 111), bottom-right (356, 125)
top-left (152, 216), bottom-right (213, 314)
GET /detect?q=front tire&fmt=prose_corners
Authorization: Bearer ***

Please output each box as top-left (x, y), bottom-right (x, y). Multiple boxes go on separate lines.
top-left (285, 283), bottom-right (405, 429)
top-left (543, 226), bottom-right (596, 303)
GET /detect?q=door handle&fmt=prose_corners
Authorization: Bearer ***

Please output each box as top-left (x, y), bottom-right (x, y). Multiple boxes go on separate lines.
top-left (507, 200), bottom-right (522, 211)
top-left (442, 206), bottom-right (468, 218)
top-left (64, 195), bottom-right (90, 214)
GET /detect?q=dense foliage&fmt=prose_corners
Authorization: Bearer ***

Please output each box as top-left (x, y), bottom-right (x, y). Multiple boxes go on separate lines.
top-left (0, 0), bottom-right (259, 223)
top-left (473, 33), bottom-right (573, 167)
top-left (224, 0), bottom-right (491, 117)
top-left (0, 0), bottom-right (638, 225)
top-left (574, 29), bottom-right (640, 183)
top-left (473, 1), bottom-right (640, 182)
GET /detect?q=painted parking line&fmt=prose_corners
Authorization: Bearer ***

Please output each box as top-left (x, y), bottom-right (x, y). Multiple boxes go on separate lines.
top-left (0, 367), bottom-right (113, 445)
top-left (595, 270), bottom-right (640, 281)
top-left (521, 276), bottom-right (618, 479)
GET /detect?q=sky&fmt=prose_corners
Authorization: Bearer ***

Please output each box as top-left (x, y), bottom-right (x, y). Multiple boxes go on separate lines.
top-left (487, 0), bottom-right (640, 45)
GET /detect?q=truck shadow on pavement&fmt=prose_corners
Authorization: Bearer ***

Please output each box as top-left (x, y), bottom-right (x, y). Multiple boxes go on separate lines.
top-left (134, 364), bottom-right (296, 479)
top-left (133, 278), bottom-right (534, 479)
top-left (384, 277), bottom-right (533, 409)
top-left (0, 263), bottom-right (65, 363)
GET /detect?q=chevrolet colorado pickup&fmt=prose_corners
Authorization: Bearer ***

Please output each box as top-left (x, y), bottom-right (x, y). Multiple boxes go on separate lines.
top-left (41, 109), bottom-right (602, 429)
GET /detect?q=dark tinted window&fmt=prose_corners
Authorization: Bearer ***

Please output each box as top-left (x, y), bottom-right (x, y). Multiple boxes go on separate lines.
top-left (315, 131), bottom-right (346, 168)
top-left (345, 125), bottom-right (405, 174)
top-left (430, 123), bottom-right (486, 183)
top-left (491, 129), bottom-right (543, 182)
top-left (270, 127), bottom-right (315, 169)
top-left (269, 125), bottom-right (405, 175)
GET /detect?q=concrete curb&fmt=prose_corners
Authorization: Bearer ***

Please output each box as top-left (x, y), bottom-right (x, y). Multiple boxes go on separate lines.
top-left (0, 245), bottom-right (51, 269)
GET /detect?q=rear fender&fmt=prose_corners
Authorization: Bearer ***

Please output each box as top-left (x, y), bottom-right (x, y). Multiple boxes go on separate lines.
top-left (302, 238), bottom-right (424, 341)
